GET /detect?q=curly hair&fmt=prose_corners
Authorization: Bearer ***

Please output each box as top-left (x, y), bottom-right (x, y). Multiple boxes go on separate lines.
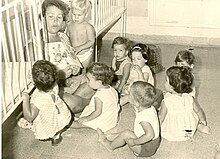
top-left (86, 63), bottom-right (115, 86)
top-left (32, 60), bottom-right (58, 92)
top-left (175, 50), bottom-right (195, 65)
top-left (130, 81), bottom-right (156, 107)
top-left (166, 66), bottom-right (193, 94)
top-left (41, 0), bottom-right (70, 21)
top-left (112, 36), bottom-right (132, 51)
top-left (129, 43), bottom-right (149, 63)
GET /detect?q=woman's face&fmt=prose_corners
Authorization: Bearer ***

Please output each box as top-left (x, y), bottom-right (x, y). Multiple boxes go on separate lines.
top-left (45, 6), bottom-right (64, 34)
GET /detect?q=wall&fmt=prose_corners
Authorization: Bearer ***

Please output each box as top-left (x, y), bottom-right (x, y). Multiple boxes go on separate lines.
top-left (108, 0), bottom-right (220, 45)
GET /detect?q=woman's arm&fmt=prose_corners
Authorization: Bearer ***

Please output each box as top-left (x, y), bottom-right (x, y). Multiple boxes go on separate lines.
top-left (117, 63), bottom-right (131, 93)
top-left (132, 121), bottom-right (155, 145)
top-left (22, 92), bottom-right (39, 122)
top-left (78, 97), bottom-right (103, 123)
top-left (158, 101), bottom-right (167, 124)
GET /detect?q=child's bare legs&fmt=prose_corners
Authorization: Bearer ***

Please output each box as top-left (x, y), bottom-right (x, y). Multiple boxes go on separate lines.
top-left (119, 94), bottom-right (130, 106)
top-left (63, 93), bottom-right (90, 114)
top-left (74, 82), bottom-right (95, 99)
top-left (97, 128), bottom-right (141, 154)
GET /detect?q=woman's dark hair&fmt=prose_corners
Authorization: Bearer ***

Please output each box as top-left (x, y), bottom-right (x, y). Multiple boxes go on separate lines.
top-left (32, 60), bottom-right (58, 92)
top-left (87, 62), bottom-right (115, 86)
top-left (166, 66), bottom-right (193, 93)
top-left (41, 0), bottom-right (70, 21)
top-left (175, 50), bottom-right (195, 65)
top-left (129, 43), bottom-right (149, 63)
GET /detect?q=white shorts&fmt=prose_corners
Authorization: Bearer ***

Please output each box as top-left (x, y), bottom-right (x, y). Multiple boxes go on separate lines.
top-left (77, 48), bottom-right (93, 63)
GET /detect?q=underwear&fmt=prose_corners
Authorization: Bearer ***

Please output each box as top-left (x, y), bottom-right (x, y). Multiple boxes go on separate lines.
top-left (77, 48), bottom-right (93, 63)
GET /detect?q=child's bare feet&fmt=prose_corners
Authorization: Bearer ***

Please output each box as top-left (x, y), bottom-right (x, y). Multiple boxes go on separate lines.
top-left (97, 128), bottom-right (113, 152)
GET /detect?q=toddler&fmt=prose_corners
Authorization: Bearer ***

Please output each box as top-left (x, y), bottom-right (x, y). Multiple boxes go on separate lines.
top-left (120, 43), bottom-right (163, 109)
top-left (159, 66), bottom-right (210, 141)
top-left (111, 36), bottom-right (132, 93)
top-left (67, 0), bottom-right (95, 71)
top-left (71, 63), bottom-right (120, 133)
top-left (175, 50), bottom-right (210, 134)
top-left (21, 60), bottom-right (71, 145)
top-left (98, 81), bottom-right (161, 157)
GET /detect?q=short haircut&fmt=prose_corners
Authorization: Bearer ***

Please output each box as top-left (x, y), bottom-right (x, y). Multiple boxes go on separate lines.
top-left (71, 0), bottom-right (91, 12)
top-left (175, 50), bottom-right (195, 65)
top-left (166, 66), bottom-right (193, 93)
top-left (32, 60), bottom-right (58, 92)
top-left (41, 0), bottom-right (69, 21)
top-left (86, 62), bottom-right (114, 86)
top-left (112, 36), bottom-right (132, 51)
top-left (130, 81), bottom-right (156, 107)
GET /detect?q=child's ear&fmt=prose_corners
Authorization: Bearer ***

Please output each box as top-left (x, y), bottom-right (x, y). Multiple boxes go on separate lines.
top-left (97, 80), bottom-right (102, 85)
top-left (190, 64), bottom-right (194, 69)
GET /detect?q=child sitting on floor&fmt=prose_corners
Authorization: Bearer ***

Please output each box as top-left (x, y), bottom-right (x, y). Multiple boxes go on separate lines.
top-left (159, 66), bottom-right (210, 141)
top-left (71, 63), bottom-right (120, 133)
top-left (120, 43), bottom-right (163, 109)
top-left (111, 36), bottom-right (132, 93)
top-left (98, 81), bottom-right (161, 157)
top-left (20, 60), bottom-right (71, 146)
top-left (174, 50), bottom-right (210, 134)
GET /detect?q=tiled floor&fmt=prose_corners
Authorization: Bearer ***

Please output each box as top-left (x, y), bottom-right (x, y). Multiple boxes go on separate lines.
top-left (2, 36), bottom-right (220, 159)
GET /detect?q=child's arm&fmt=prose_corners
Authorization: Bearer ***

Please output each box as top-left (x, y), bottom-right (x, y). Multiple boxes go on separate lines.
top-left (74, 24), bottom-right (96, 54)
top-left (128, 121), bottom-right (155, 146)
top-left (133, 65), bottom-right (149, 82)
top-left (117, 63), bottom-right (131, 93)
top-left (193, 97), bottom-right (207, 124)
top-left (22, 92), bottom-right (39, 122)
top-left (158, 101), bottom-right (167, 124)
top-left (78, 97), bottom-right (102, 123)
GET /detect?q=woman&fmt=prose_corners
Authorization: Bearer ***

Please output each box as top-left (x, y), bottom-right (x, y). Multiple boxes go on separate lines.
top-left (27, 0), bottom-right (95, 114)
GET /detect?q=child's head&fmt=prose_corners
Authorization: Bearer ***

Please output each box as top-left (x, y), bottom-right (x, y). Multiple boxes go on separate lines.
top-left (165, 66), bottom-right (193, 94)
top-left (175, 50), bottom-right (195, 69)
top-left (71, 0), bottom-right (91, 23)
top-left (32, 60), bottom-right (58, 92)
top-left (86, 63), bottom-right (114, 89)
top-left (112, 37), bottom-right (131, 61)
top-left (129, 43), bottom-right (149, 68)
top-left (130, 81), bottom-right (156, 108)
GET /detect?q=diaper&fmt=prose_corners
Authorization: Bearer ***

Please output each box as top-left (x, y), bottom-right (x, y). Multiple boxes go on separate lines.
top-left (77, 48), bottom-right (93, 63)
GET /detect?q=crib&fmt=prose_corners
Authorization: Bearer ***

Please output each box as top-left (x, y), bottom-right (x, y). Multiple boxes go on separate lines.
top-left (1, 0), bottom-right (127, 123)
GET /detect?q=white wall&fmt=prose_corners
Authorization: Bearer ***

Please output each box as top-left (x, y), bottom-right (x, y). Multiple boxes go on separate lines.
top-left (109, 0), bottom-right (220, 45)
